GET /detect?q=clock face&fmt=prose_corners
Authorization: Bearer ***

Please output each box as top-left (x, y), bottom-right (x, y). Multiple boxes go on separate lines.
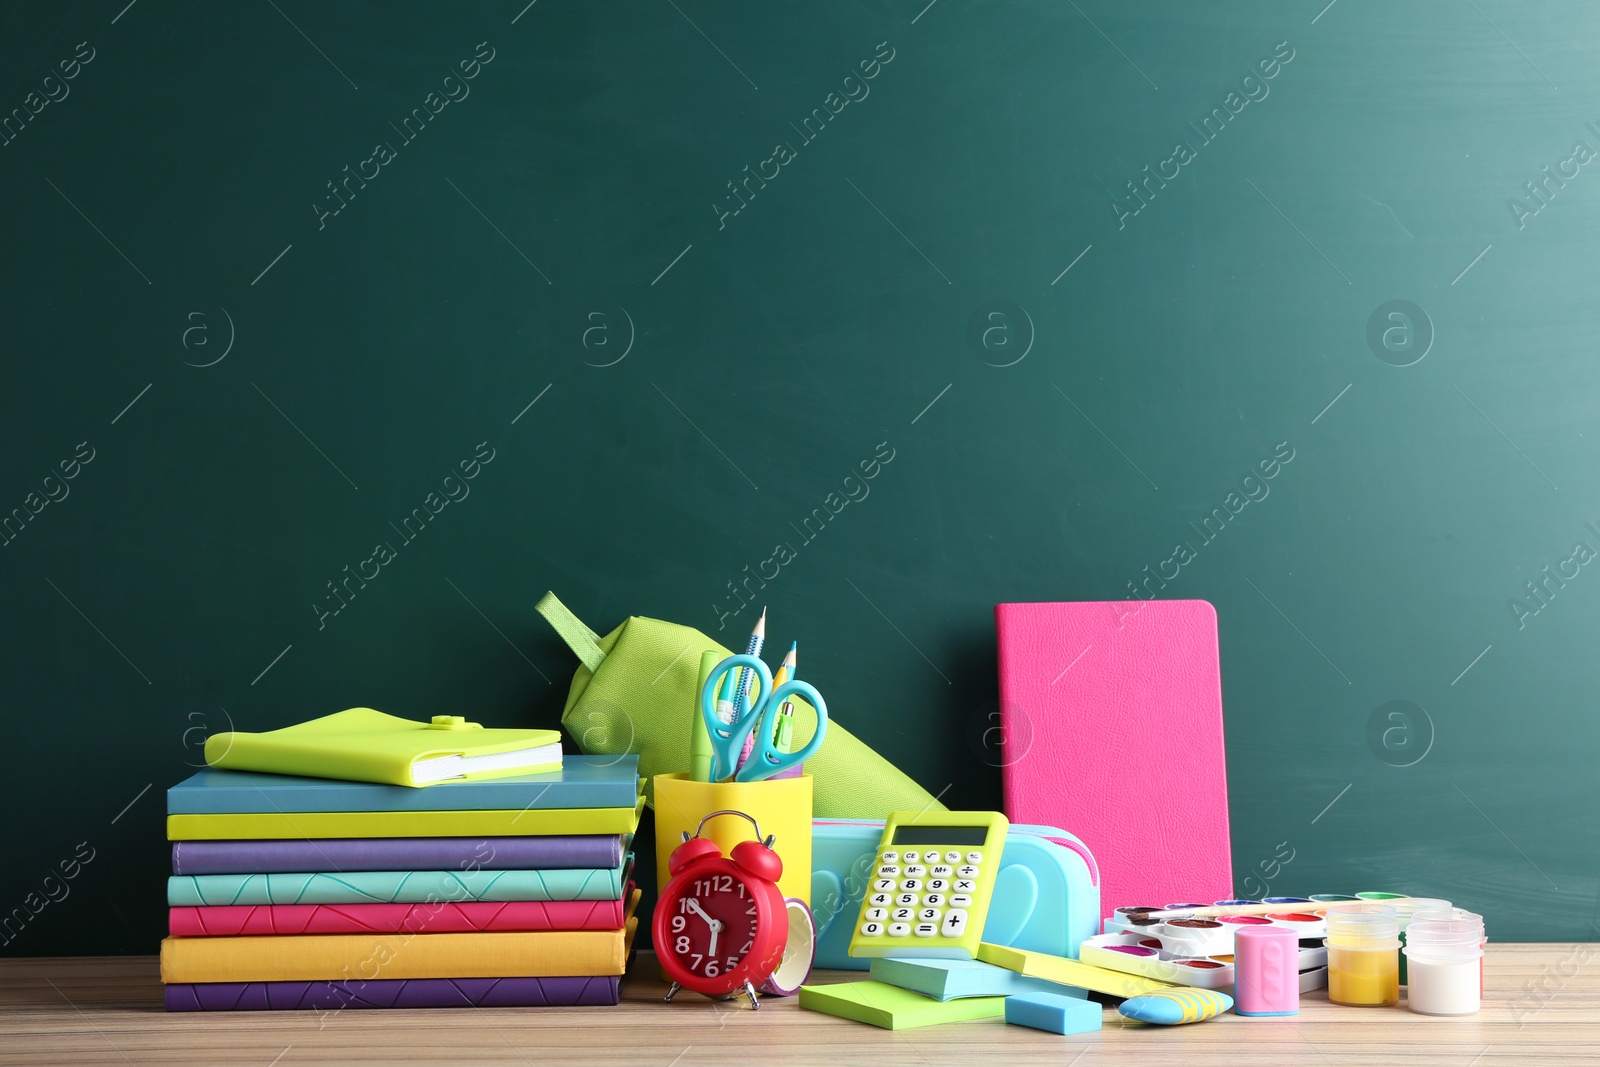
top-left (665, 868), bottom-right (761, 981)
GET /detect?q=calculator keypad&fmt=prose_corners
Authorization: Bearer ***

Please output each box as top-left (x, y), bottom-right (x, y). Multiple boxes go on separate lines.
top-left (864, 846), bottom-right (986, 940)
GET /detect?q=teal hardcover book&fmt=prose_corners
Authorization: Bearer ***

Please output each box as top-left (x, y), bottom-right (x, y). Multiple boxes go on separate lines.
top-left (869, 958), bottom-right (1087, 1002)
top-left (167, 858), bottom-right (631, 906)
top-left (167, 755), bottom-right (640, 814)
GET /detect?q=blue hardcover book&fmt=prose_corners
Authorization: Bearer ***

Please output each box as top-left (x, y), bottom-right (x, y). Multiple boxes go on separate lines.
top-left (168, 755), bottom-right (640, 814)
top-left (869, 958), bottom-right (1088, 1003)
top-left (168, 858), bottom-right (632, 906)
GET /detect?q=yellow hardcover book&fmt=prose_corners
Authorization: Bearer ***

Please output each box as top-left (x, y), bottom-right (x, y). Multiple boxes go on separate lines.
top-left (205, 708), bottom-right (561, 787)
top-left (976, 942), bottom-right (1175, 999)
top-left (167, 795), bottom-right (645, 840)
top-left (162, 904), bottom-right (639, 983)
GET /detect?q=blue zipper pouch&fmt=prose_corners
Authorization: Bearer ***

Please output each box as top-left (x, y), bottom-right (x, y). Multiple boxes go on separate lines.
top-left (810, 819), bottom-right (1100, 969)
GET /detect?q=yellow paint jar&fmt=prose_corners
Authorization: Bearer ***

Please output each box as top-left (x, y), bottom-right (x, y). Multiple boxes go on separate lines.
top-left (1325, 903), bottom-right (1400, 1007)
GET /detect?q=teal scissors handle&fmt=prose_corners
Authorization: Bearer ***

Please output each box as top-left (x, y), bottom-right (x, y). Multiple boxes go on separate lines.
top-left (699, 654), bottom-right (772, 782)
top-left (734, 679), bottom-right (827, 783)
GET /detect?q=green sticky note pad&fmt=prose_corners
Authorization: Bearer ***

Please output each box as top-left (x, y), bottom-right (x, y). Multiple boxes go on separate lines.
top-left (798, 981), bottom-right (1006, 1030)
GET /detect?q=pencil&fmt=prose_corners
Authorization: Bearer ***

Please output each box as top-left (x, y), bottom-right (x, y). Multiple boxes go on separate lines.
top-left (773, 642), bottom-right (797, 752)
top-left (730, 608), bottom-right (766, 776)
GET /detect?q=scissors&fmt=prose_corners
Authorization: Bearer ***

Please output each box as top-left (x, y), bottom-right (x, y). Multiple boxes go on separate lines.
top-left (699, 654), bottom-right (828, 783)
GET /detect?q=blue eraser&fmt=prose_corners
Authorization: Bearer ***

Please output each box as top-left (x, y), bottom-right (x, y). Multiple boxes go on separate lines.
top-left (1004, 991), bottom-right (1102, 1035)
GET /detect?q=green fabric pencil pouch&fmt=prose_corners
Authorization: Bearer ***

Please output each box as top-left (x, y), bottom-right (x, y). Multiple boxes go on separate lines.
top-left (536, 591), bottom-right (945, 820)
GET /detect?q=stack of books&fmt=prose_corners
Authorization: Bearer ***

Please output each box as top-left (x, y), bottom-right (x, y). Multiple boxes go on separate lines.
top-left (159, 755), bottom-right (644, 1012)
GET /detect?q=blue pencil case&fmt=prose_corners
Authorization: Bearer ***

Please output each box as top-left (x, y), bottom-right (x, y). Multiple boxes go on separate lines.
top-left (810, 820), bottom-right (1100, 970)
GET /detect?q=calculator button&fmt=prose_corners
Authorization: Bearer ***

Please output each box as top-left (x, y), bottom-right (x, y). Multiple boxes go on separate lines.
top-left (873, 878), bottom-right (895, 892)
top-left (869, 893), bottom-right (892, 907)
top-left (926, 879), bottom-right (947, 892)
top-left (929, 864), bottom-right (952, 878)
top-left (966, 851), bottom-right (984, 864)
top-left (860, 921), bottom-right (884, 936)
top-left (918, 907), bottom-right (941, 922)
top-left (900, 878), bottom-right (922, 892)
top-left (943, 851), bottom-right (962, 864)
top-left (923, 893), bottom-right (945, 907)
top-left (880, 851), bottom-right (898, 862)
top-left (887, 922), bottom-right (911, 937)
top-left (864, 908), bottom-right (887, 921)
top-left (954, 879), bottom-right (976, 893)
top-left (941, 910), bottom-right (968, 937)
top-left (904, 865), bottom-right (926, 878)
top-left (895, 893), bottom-right (918, 907)
top-left (901, 851), bottom-right (920, 863)
top-left (914, 922), bottom-right (938, 937)
top-left (892, 907), bottom-right (913, 921)
top-left (877, 864), bottom-right (900, 877)
top-left (949, 894), bottom-right (973, 908)
top-left (956, 865), bottom-right (979, 878)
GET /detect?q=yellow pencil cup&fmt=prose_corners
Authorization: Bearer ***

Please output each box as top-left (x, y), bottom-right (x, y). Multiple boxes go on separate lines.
top-left (653, 773), bottom-right (812, 905)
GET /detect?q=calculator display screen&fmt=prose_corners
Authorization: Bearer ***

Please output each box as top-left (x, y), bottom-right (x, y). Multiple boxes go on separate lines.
top-left (890, 824), bottom-right (989, 847)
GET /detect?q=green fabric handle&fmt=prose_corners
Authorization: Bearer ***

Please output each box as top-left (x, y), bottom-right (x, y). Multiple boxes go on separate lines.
top-left (538, 591), bottom-right (946, 820)
top-left (536, 591), bottom-right (605, 673)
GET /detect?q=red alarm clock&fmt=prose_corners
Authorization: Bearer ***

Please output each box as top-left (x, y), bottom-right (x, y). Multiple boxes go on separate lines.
top-left (654, 810), bottom-right (788, 1009)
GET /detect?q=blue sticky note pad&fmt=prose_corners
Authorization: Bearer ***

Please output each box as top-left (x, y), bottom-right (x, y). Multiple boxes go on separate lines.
top-left (871, 958), bottom-right (1088, 1003)
top-left (1005, 991), bottom-right (1102, 1035)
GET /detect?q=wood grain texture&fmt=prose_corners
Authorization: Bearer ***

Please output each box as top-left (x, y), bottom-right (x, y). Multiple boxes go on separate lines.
top-left (0, 945), bottom-right (1592, 1065)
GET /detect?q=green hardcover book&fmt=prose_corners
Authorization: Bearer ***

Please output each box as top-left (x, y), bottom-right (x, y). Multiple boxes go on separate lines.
top-left (166, 796), bottom-right (644, 840)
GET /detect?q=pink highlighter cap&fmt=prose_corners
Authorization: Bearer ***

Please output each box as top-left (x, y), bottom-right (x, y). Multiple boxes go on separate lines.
top-left (1234, 925), bottom-right (1300, 1017)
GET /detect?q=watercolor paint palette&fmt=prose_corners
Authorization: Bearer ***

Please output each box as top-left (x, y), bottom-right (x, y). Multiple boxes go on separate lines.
top-left (1081, 932), bottom-right (1328, 993)
top-left (1106, 902), bottom-right (1327, 957)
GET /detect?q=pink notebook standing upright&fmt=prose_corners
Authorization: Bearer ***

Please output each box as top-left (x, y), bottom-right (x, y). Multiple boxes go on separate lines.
top-left (995, 600), bottom-right (1232, 918)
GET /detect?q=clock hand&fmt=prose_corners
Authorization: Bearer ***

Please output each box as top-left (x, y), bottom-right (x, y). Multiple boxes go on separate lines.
top-left (685, 899), bottom-right (714, 926)
top-left (708, 920), bottom-right (720, 958)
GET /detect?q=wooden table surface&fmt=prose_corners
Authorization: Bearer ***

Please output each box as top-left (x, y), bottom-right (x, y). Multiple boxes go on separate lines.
top-left (1, 945), bottom-right (1593, 1065)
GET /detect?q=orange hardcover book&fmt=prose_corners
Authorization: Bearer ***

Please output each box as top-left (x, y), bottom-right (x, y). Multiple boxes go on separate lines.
top-left (160, 894), bottom-right (639, 984)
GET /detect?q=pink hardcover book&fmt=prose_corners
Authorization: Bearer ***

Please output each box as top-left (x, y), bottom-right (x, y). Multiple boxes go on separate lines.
top-left (169, 893), bottom-right (631, 937)
top-left (995, 600), bottom-right (1232, 918)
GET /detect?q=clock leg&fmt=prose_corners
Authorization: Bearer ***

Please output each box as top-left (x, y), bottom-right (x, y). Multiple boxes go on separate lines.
top-left (743, 980), bottom-right (760, 1011)
top-left (664, 982), bottom-right (681, 1003)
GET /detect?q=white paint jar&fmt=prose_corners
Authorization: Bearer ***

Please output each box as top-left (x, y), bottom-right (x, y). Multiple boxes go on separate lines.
top-left (1403, 919), bottom-right (1483, 1015)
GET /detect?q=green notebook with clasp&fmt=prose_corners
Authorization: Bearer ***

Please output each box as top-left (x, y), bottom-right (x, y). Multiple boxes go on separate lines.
top-left (205, 708), bottom-right (561, 788)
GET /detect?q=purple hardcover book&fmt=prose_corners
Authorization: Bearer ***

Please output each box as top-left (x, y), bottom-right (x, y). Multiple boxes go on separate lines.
top-left (171, 835), bottom-right (623, 875)
top-left (164, 975), bottom-right (623, 1011)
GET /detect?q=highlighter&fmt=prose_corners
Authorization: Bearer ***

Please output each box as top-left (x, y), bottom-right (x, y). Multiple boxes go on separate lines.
top-left (688, 650), bottom-right (720, 782)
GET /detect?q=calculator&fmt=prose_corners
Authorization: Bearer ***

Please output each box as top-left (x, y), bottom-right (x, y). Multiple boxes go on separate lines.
top-left (846, 810), bottom-right (1009, 960)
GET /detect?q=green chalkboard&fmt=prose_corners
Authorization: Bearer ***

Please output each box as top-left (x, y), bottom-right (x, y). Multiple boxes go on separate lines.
top-left (2, 0), bottom-right (1597, 955)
